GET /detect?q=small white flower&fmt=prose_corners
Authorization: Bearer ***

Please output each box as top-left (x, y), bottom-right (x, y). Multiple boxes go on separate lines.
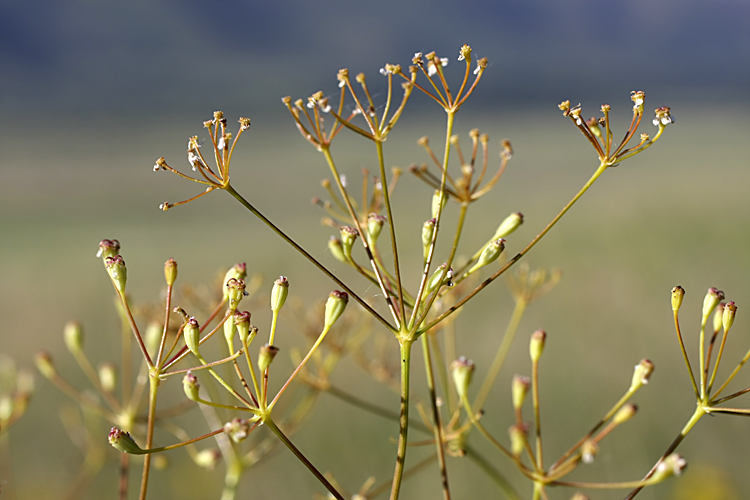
top-left (338, 79), bottom-right (345, 88)
top-left (473, 65), bottom-right (481, 75)
top-left (306, 101), bottom-right (314, 108)
top-left (188, 152), bottom-right (200, 170)
top-left (217, 137), bottom-right (226, 150)
top-left (321, 104), bottom-right (331, 113)
top-left (379, 67), bottom-right (388, 76)
top-left (458, 52), bottom-right (465, 61)
top-left (440, 57), bottom-right (449, 66)
top-left (428, 64), bottom-right (438, 76)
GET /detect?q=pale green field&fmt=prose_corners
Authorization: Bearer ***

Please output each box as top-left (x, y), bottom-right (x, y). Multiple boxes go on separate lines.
top-left (1, 103), bottom-right (749, 499)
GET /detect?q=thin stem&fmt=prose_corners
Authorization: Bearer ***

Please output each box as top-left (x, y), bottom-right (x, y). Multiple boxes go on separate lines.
top-left (673, 311), bottom-right (700, 399)
top-left (138, 375), bottom-right (159, 500)
top-left (532, 358), bottom-right (543, 471)
top-left (224, 184), bottom-right (395, 333)
top-left (699, 319), bottom-right (708, 398)
top-left (707, 323), bottom-right (733, 395)
top-left (264, 418), bottom-right (345, 500)
top-left (389, 339), bottom-right (414, 500)
top-left (116, 290), bottom-right (153, 368)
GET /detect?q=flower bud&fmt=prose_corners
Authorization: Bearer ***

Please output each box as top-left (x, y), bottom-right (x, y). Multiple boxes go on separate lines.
top-left (328, 237), bottom-right (347, 263)
top-left (431, 190), bottom-right (448, 218)
top-left (366, 213), bottom-right (387, 247)
top-left (581, 439), bottom-right (599, 464)
top-left (104, 255), bottom-right (127, 293)
top-left (194, 449), bottom-right (221, 469)
top-left (671, 285), bottom-right (685, 312)
top-left (723, 301), bottom-right (737, 332)
top-left (529, 330), bottom-right (546, 362)
top-left (469, 239), bottom-right (505, 274)
top-left (96, 239), bottom-right (121, 259)
top-left (339, 226), bottom-right (358, 260)
top-left (651, 454), bottom-right (687, 482)
top-left (271, 276), bottom-right (289, 313)
top-left (164, 258), bottom-right (178, 286)
top-left (184, 317), bottom-right (201, 357)
top-left (224, 418), bottom-right (251, 443)
top-left (612, 403), bottom-right (638, 425)
top-left (34, 351), bottom-right (56, 379)
top-left (713, 302), bottom-right (725, 333)
top-left (226, 278), bottom-right (247, 311)
top-left (702, 288), bottom-right (724, 322)
top-left (451, 356), bottom-right (475, 400)
top-left (98, 363), bottom-right (117, 393)
top-left (324, 290), bottom-right (349, 329)
top-left (426, 264), bottom-right (453, 293)
top-left (183, 371), bottom-right (200, 401)
top-left (222, 263), bottom-right (247, 300)
top-left (630, 359), bottom-right (654, 392)
top-left (144, 322), bottom-right (162, 355)
top-left (494, 212), bottom-right (524, 239)
top-left (258, 344), bottom-right (279, 372)
top-left (223, 313), bottom-right (236, 343)
top-left (508, 423), bottom-right (529, 457)
top-left (63, 321), bottom-right (84, 353)
top-left (233, 311), bottom-right (252, 343)
top-left (422, 218), bottom-right (437, 261)
top-left (108, 427), bottom-right (144, 454)
top-left (511, 375), bottom-right (531, 411)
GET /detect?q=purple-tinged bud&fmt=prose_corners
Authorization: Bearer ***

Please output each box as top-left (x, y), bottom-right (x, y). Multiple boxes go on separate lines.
top-left (324, 290), bottom-right (349, 329)
top-left (702, 288), bottom-right (725, 322)
top-left (34, 351), bottom-right (56, 379)
top-left (164, 258), bottom-right (178, 286)
top-left (494, 212), bottom-right (524, 239)
top-left (630, 359), bottom-right (654, 392)
top-left (723, 301), bottom-right (737, 332)
top-left (328, 237), bottom-right (346, 263)
top-left (183, 371), bottom-right (200, 401)
top-left (63, 321), bottom-right (84, 353)
top-left (222, 263), bottom-right (247, 300)
top-left (671, 286), bottom-right (685, 312)
top-left (184, 317), bottom-right (201, 357)
top-left (225, 278), bottom-right (247, 311)
top-left (233, 311), bottom-right (251, 343)
top-left (108, 427), bottom-right (144, 454)
top-left (511, 375), bottom-right (531, 411)
top-left (96, 239), bottom-right (120, 259)
top-left (422, 218), bottom-right (437, 261)
top-left (224, 418), bottom-right (251, 443)
top-left (451, 356), bottom-right (475, 399)
top-left (339, 226), bottom-right (358, 260)
top-left (529, 330), bottom-right (546, 362)
top-left (366, 213), bottom-right (387, 247)
top-left (98, 363), bottom-right (117, 393)
top-left (258, 344), bottom-right (279, 372)
top-left (105, 255), bottom-right (127, 292)
top-left (271, 276), bottom-right (289, 313)
top-left (508, 423), bottom-right (529, 457)
top-left (652, 454), bottom-right (687, 482)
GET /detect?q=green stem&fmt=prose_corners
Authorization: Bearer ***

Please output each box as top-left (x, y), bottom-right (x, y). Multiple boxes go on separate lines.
top-left (389, 339), bottom-right (414, 500)
top-left (673, 311), bottom-right (700, 399)
top-left (138, 374), bottom-right (159, 500)
top-left (264, 418), bottom-right (344, 500)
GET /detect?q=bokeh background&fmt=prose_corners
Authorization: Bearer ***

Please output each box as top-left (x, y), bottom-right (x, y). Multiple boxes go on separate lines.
top-left (2, 1), bottom-right (749, 499)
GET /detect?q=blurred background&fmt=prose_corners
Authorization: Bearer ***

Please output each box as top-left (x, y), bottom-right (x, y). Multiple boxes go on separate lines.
top-left (1, 0), bottom-right (749, 499)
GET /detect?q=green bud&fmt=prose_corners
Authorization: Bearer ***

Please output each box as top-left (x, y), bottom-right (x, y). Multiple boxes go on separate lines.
top-left (324, 290), bottom-right (349, 329)
top-left (713, 302), bottom-right (725, 333)
top-left (671, 285), bottom-right (685, 312)
top-left (184, 317), bottom-right (201, 357)
top-left (367, 213), bottom-right (387, 247)
top-left (581, 439), bottom-right (599, 464)
top-left (340, 226), bottom-right (358, 260)
top-left (422, 218), bottom-right (437, 262)
top-left (426, 264), bottom-right (453, 294)
top-left (144, 322), bottom-right (162, 355)
top-left (451, 356), bottom-right (475, 400)
top-left (164, 258), bottom-right (178, 286)
top-left (258, 343), bottom-right (279, 372)
top-left (468, 238), bottom-right (505, 274)
top-left (328, 237), bottom-right (347, 263)
top-left (34, 351), bottom-right (56, 379)
top-left (108, 427), bottom-right (144, 454)
top-left (96, 239), bottom-right (120, 260)
top-left (224, 418), bottom-right (251, 443)
top-left (225, 278), bottom-right (247, 311)
top-left (702, 287), bottom-right (725, 322)
top-left (222, 263), bottom-right (247, 300)
top-left (271, 276), bottom-right (289, 313)
top-left (493, 212), bottom-right (524, 239)
top-left (194, 449), bottom-right (221, 469)
top-left (431, 190), bottom-right (448, 218)
top-left (104, 255), bottom-right (127, 293)
top-left (223, 312), bottom-right (236, 343)
top-left (233, 311), bottom-right (252, 343)
top-left (651, 454), bottom-right (687, 482)
top-left (529, 330), bottom-right (546, 362)
top-left (0, 396), bottom-right (14, 422)
top-left (98, 363), bottom-right (117, 393)
top-left (183, 371), bottom-right (200, 401)
top-left (511, 375), bottom-right (531, 411)
top-left (508, 423), bottom-right (528, 457)
top-left (612, 403), bottom-right (638, 425)
top-left (63, 321), bottom-right (84, 353)
top-left (630, 359), bottom-right (654, 392)
top-left (723, 301), bottom-right (737, 332)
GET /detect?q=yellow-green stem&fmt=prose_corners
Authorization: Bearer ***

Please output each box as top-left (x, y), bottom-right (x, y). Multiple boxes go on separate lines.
top-left (138, 374), bottom-right (159, 500)
top-left (389, 339), bottom-right (413, 500)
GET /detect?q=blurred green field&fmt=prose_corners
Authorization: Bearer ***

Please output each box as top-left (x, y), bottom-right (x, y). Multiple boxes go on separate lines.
top-left (1, 102), bottom-right (749, 499)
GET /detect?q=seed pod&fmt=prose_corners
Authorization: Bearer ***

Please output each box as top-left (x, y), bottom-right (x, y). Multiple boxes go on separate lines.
top-left (105, 255), bottom-right (127, 293)
top-left (367, 213), bottom-right (386, 247)
top-left (35, 351), bottom-right (56, 379)
top-left (702, 288), bottom-right (724, 321)
top-left (258, 344), bottom-right (279, 372)
top-left (324, 290), bottom-right (349, 329)
top-left (508, 423), bottom-right (528, 457)
top-left (613, 403), bottom-right (638, 425)
top-left (164, 258), bottom-right (178, 286)
top-left (651, 454), bottom-right (687, 482)
top-left (108, 427), bottom-right (144, 454)
top-left (431, 190), bottom-right (448, 218)
top-left (328, 237), bottom-right (346, 263)
top-left (182, 372), bottom-right (200, 401)
top-left (494, 212), bottom-right (524, 239)
top-left (451, 356), bottom-right (475, 400)
top-left (469, 239), bottom-right (505, 274)
top-left (225, 278), bottom-right (246, 311)
top-left (723, 301), bottom-right (737, 332)
top-left (339, 226), bottom-right (358, 260)
top-left (422, 218), bottom-right (437, 262)
top-left (529, 330), bottom-right (546, 362)
top-left (671, 286), bottom-right (685, 312)
top-left (96, 239), bottom-right (121, 259)
top-left (63, 321), bottom-right (84, 353)
top-left (98, 363), bottom-right (117, 393)
top-left (184, 317), bottom-right (201, 357)
top-left (233, 311), bottom-right (251, 343)
top-left (271, 276), bottom-right (289, 313)
top-left (222, 263), bottom-right (247, 300)
top-left (511, 375), bottom-right (531, 411)
top-left (630, 359), bottom-right (654, 392)
top-left (223, 313), bottom-right (236, 343)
